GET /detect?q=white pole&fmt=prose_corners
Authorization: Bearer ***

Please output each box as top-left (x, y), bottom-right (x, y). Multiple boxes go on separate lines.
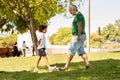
top-left (87, 0), bottom-right (90, 52)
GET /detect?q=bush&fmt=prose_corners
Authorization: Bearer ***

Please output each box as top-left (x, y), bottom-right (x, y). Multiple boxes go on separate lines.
top-left (1, 34), bottom-right (17, 46)
top-left (102, 43), bottom-right (120, 49)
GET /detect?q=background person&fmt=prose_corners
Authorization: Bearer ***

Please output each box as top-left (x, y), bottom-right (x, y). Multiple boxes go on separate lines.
top-left (13, 42), bottom-right (19, 57)
top-left (22, 41), bottom-right (27, 57)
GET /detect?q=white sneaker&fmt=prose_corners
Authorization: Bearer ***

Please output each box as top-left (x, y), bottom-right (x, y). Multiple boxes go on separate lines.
top-left (34, 67), bottom-right (39, 72)
top-left (48, 66), bottom-right (57, 72)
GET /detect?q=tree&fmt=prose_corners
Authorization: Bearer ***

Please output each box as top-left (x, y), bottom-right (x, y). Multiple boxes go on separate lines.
top-left (0, 0), bottom-right (83, 54)
top-left (115, 19), bottom-right (120, 41)
top-left (90, 33), bottom-right (104, 48)
top-left (101, 24), bottom-right (116, 41)
top-left (97, 26), bottom-right (101, 35)
top-left (49, 27), bottom-right (72, 45)
top-left (115, 19), bottom-right (120, 28)
top-left (0, 0), bottom-right (64, 54)
top-left (0, 34), bottom-right (17, 47)
top-left (0, 18), bottom-right (7, 28)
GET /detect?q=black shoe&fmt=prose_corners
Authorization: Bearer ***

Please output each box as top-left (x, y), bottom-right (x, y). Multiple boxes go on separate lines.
top-left (86, 66), bottom-right (90, 69)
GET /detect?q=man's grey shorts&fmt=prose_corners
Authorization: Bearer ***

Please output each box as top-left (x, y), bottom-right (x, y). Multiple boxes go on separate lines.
top-left (68, 34), bottom-right (86, 56)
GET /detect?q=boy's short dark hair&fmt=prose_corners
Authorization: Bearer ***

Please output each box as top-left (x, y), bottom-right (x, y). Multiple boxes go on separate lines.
top-left (38, 25), bottom-right (47, 32)
top-left (23, 41), bottom-right (25, 43)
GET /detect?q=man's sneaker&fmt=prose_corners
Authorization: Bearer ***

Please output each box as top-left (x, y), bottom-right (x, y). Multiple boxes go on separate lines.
top-left (34, 67), bottom-right (39, 72)
top-left (59, 67), bottom-right (68, 71)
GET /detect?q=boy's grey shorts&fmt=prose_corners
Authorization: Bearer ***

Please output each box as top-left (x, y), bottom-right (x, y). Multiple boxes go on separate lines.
top-left (38, 48), bottom-right (46, 56)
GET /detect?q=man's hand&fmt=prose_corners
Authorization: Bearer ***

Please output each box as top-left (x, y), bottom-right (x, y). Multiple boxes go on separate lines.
top-left (77, 36), bottom-right (81, 41)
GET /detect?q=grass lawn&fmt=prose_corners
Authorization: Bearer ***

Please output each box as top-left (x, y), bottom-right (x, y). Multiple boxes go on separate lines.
top-left (0, 51), bottom-right (120, 80)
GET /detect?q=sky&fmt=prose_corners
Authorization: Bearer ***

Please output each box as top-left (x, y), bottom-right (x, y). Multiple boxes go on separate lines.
top-left (47, 0), bottom-right (120, 36)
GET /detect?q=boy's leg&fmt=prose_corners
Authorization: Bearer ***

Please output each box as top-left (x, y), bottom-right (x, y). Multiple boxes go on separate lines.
top-left (34, 56), bottom-right (41, 72)
top-left (35, 56), bottom-right (42, 68)
top-left (43, 56), bottom-right (50, 68)
top-left (43, 56), bottom-right (60, 72)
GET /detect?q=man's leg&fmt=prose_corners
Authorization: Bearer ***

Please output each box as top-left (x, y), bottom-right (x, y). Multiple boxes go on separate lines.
top-left (78, 35), bottom-right (90, 69)
top-left (64, 54), bottom-right (73, 69)
top-left (80, 53), bottom-right (90, 68)
top-left (23, 49), bottom-right (25, 57)
top-left (63, 36), bottom-right (78, 69)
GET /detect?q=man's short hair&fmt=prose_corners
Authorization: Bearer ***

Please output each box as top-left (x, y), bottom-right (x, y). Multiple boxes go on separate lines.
top-left (69, 4), bottom-right (78, 11)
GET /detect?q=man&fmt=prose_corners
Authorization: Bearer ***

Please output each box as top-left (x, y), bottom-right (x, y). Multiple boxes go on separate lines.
top-left (22, 41), bottom-right (27, 57)
top-left (62, 4), bottom-right (90, 70)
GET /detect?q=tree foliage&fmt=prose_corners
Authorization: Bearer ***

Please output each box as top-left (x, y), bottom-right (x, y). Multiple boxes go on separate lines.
top-left (97, 26), bottom-right (101, 35)
top-left (0, 0), bottom-right (65, 54)
top-left (49, 27), bottom-right (72, 45)
top-left (0, 34), bottom-right (17, 47)
top-left (0, 0), bottom-right (84, 52)
top-left (0, 18), bottom-right (7, 28)
top-left (115, 19), bottom-right (120, 41)
top-left (0, 0), bottom-right (62, 32)
top-left (90, 33), bottom-right (104, 48)
top-left (101, 24), bottom-right (116, 41)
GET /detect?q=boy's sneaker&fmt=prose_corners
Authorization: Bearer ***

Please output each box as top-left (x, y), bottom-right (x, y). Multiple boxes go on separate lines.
top-left (34, 67), bottom-right (39, 72)
top-left (48, 66), bottom-right (57, 72)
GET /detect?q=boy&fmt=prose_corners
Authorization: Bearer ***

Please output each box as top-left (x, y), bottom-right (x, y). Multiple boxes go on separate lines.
top-left (34, 25), bottom-right (56, 72)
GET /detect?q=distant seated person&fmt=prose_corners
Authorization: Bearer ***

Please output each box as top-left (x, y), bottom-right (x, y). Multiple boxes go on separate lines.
top-left (13, 42), bottom-right (20, 57)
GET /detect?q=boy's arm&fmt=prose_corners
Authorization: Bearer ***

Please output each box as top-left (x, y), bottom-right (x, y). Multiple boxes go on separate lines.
top-left (37, 39), bottom-right (41, 46)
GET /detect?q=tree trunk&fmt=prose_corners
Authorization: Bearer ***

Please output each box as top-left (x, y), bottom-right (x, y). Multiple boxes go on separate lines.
top-left (0, 18), bottom-right (7, 28)
top-left (28, 17), bottom-right (38, 55)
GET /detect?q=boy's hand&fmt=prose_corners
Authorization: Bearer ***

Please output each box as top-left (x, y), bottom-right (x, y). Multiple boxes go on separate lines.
top-left (37, 39), bottom-right (41, 46)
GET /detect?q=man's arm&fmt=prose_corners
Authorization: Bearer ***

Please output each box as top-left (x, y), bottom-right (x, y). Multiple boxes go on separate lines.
top-left (77, 22), bottom-right (82, 41)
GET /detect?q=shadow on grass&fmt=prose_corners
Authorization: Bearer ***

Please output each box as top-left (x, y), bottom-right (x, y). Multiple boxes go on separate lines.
top-left (0, 59), bottom-right (120, 80)
top-left (110, 50), bottom-right (120, 53)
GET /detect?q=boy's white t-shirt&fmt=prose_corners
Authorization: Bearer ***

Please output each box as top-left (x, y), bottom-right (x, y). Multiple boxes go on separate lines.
top-left (36, 30), bottom-right (46, 49)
